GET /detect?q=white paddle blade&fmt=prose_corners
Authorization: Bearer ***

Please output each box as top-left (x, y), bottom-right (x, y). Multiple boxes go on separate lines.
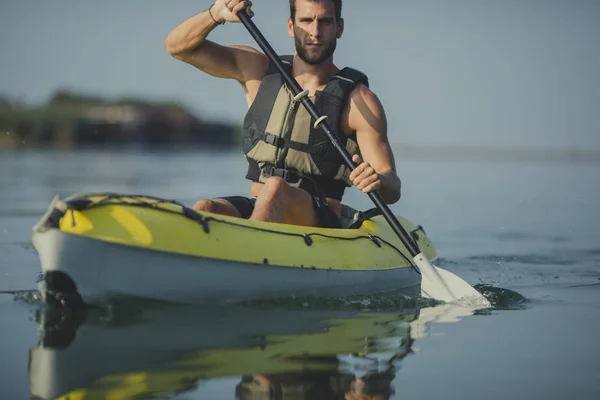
top-left (414, 254), bottom-right (491, 307)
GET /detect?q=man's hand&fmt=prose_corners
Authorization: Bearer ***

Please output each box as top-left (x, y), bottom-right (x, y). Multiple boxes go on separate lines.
top-left (212, 0), bottom-right (254, 24)
top-left (349, 154), bottom-right (382, 194)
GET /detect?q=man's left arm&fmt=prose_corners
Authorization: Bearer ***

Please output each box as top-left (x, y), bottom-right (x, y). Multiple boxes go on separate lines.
top-left (344, 84), bottom-right (401, 204)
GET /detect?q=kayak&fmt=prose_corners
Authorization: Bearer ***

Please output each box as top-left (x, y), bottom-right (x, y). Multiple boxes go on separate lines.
top-left (31, 193), bottom-right (437, 305)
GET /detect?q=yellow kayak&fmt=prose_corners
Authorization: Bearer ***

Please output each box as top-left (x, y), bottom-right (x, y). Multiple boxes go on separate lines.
top-left (32, 193), bottom-right (437, 305)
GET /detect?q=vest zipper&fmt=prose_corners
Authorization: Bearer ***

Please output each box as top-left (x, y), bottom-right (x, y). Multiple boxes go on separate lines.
top-left (276, 96), bottom-right (301, 169)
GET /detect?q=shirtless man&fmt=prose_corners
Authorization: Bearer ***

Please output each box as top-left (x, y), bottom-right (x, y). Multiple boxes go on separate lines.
top-left (164, 0), bottom-right (400, 228)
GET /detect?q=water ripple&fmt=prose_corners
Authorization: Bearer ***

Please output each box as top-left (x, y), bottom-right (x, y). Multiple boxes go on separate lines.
top-left (586, 248), bottom-right (600, 257)
top-left (241, 291), bottom-right (442, 312)
top-left (0, 209), bottom-right (44, 218)
top-left (493, 231), bottom-right (569, 243)
top-left (467, 253), bottom-right (576, 266)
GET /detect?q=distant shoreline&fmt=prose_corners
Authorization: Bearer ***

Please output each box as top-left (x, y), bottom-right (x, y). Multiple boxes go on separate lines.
top-left (2, 143), bottom-right (599, 164)
top-left (0, 90), bottom-right (240, 150)
top-left (392, 143), bottom-right (600, 164)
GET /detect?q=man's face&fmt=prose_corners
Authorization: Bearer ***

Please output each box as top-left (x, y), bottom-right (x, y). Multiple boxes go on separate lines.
top-left (288, 0), bottom-right (344, 65)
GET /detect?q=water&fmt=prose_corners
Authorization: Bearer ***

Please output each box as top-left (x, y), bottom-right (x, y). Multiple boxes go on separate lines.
top-left (1, 148), bottom-right (599, 399)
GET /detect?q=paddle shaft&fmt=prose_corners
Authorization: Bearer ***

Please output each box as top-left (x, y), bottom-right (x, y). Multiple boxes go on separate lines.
top-left (237, 10), bottom-right (421, 257)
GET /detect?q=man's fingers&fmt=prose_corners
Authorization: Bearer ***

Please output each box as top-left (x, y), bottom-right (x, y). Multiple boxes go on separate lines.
top-left (224, 0), bottom-right (241, 12)
top-left (232, 1), bottom-right (251, 14)
top-left (349, 164), bottom-right (365, 182)
top-left (356, 174), bottom-right (380, 191)
top-left (360, 180), bottom-right (380, 193)
top-left (358, 178), bottom-right (380, 193)
top-left (349, 159), bottom-right (370, 180)
top-left (354, 165), bottom-right (376, 184)
top-left (349, 157), bottom-right (380, 193)
top-left (350, 161), bottom-right (381, 192)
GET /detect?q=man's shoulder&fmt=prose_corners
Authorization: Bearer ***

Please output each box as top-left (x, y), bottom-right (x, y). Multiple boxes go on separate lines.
top-left (341, 82), bottom-right (386, 134)
top-left (350, 82), bottom-right (371, 95)
top-left (348, 83), bottom-right (383, 109)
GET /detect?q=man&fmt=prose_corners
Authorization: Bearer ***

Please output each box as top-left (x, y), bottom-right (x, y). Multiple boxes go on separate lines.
top-left (164, 0), bottom-right (400, 228)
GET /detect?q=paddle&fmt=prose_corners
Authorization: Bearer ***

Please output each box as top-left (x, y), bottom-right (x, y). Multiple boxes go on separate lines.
top-left (236, 10), bottom-right (489, 306)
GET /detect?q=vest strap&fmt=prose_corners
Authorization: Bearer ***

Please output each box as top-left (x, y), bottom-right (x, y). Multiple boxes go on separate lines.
top-left (259, 163), bottom-right (347, 200)
top-left (335, 67), bottom-right (370, 88)
top-left (262, 165), bottom-right (302, 183)
top-left (262, 132), bottom-right (285, 148)
top-left (262, 133), bottom-right (322, 153)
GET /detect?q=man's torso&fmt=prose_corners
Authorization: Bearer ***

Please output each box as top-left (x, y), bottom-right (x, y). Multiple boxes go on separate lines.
top-left (243, 61), bottom-right (360, 214)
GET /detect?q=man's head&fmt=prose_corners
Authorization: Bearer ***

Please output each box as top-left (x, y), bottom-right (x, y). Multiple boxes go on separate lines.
top-left (288, 0), bottom-right (344, 65)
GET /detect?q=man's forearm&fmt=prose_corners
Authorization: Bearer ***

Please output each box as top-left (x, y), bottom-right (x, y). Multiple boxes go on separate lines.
top-left (164, 9), bottom-right (221, 57)
top-left (379, 171), bottom-right (401, 204)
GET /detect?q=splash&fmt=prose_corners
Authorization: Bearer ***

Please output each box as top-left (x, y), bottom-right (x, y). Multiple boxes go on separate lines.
top-left (474, 284), bottom-right (529, 310)
top-left (240, 290), bottom-right (441, 312)
top-left (11, 290), bottom-right (44, 306)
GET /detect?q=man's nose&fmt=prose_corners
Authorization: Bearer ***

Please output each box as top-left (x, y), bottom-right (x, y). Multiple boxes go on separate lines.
top-left (309, 21), bottom-right (321, 38)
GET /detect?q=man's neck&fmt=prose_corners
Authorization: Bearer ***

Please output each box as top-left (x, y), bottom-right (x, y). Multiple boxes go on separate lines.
top-left (292, 55), bottom-right (338, 88)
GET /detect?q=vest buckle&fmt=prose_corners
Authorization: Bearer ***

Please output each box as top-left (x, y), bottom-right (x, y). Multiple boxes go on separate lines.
top-left (263, 166), bottom-right (300, 183)
top-left (263, 133), bottom-right (285, 148)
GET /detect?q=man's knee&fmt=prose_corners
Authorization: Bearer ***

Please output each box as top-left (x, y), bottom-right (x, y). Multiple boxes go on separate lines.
top-left (262, 177), bottom-right (289, 197)
top-left (193, 199), bottom-right (218, 213)
top-left (193, 198), bottom-right (241, 217)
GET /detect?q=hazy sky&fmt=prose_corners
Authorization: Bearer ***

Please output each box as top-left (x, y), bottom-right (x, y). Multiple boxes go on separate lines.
top-left (1, 0), bottom-right (599, 149)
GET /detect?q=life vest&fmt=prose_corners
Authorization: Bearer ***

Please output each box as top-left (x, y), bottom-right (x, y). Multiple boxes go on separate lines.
top-left (242, 55), bottom-right (369, 201)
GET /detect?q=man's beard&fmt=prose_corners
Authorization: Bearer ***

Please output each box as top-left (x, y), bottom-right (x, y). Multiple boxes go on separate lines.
top-left (294, 31), bottom-right (337, 65)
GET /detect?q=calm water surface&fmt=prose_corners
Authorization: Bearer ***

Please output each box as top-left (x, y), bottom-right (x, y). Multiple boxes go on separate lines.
top-left (1, 148), bottom-right (599, 399)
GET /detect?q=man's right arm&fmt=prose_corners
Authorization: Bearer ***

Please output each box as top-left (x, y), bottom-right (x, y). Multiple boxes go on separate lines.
top-left (164, 1), bottom-right (268, 88)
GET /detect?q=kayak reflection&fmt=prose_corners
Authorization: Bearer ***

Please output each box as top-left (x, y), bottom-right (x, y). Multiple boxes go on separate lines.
top-left (28, 299), bottom-right (476, 399)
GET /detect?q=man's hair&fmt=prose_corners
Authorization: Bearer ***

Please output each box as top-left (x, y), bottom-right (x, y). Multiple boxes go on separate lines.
top-left (289, 0), bottom-right (342, 23)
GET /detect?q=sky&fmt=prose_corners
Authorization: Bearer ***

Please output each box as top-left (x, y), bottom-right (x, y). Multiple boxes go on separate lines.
top-left (1, 0), bottom-right (599, 149)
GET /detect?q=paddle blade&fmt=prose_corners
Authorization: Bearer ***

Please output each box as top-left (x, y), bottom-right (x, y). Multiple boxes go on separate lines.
top-left (415, 254), bottom-right (491, 307)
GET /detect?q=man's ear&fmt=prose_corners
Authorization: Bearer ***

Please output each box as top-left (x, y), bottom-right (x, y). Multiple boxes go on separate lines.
top-left (337, 18), bottom-right (344, 38)
top-left (287, 17), bottom-right (294, 38)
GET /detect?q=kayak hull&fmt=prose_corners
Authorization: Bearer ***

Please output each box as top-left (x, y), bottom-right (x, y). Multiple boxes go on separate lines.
top-left (31, 193), bottom-right (433, 305)
top-left (33, 229), bottom-right (420, 305)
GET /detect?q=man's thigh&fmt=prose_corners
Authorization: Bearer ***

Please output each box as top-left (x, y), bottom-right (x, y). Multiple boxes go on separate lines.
top-left (283, 186), bottom-right (320, 226)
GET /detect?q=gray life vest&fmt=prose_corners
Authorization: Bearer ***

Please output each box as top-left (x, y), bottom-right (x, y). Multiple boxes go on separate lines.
top-left (242, 55), bottom-right (369, 201)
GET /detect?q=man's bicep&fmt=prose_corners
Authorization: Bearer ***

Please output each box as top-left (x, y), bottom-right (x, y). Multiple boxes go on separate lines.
top-left (174, 41), bottom-right (238, 79)
top-left (229, 45), bottom-right (269, 85)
